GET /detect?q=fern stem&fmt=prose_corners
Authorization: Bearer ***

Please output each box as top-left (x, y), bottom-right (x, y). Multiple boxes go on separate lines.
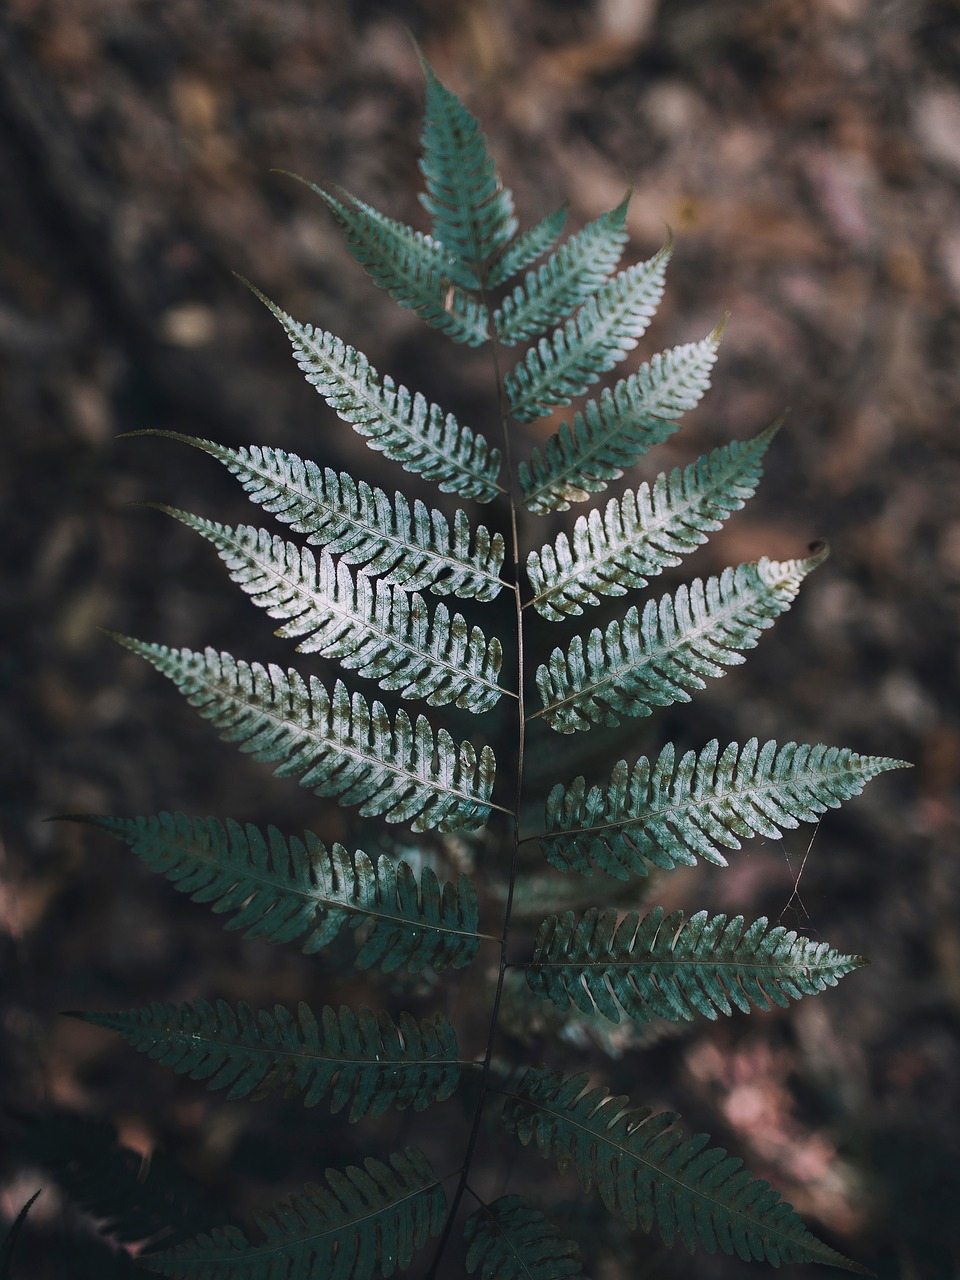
top-left (425, 269), bottom-right (526, 1280)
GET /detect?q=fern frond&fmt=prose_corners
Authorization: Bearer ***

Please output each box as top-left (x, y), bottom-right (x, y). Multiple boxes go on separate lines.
top-left (111, 637), bottom-right (497, 832)
top-left (501, 1070), bottom-right (868, 1271)
top-left (533, 552), bottom-right (826, 734)
top-left (161, 509), bottom-right (504, 711)
top-left (526, 425), bottom-right (777, 619)
top-left (526, 907), bottom-right (864, 1025)
top-left (302, 181), bottom-right (489, 343)
top-left (500, 970), bottom-right (681, 1059)
top-left (486, 204), bottom-right (568, 288)
top-left (493, 195), bottom-right (630, 345)
top-left (249, 287), bottom-right (502, 501)
top-left (76, 1001), bottom-right (462, 1121)
top-left (418, 58), bottom-right (517, 277)
top-left (67, 813), bottom-right (482, 970)
top-left (541, 738), bottom-right (907, 878)
top-left (16, 1111), bottom-right (232, 1252)
top-left (143, 434), bottom-right (505, 601)
top-left (504, 244), bottom-right (671, 424)
top-left (518, 325), bottom-right (723, 513)
top-left (464, 1195), bottom-right (589, 1280)
top-left (144, 1147), bottom-right (446, 1279)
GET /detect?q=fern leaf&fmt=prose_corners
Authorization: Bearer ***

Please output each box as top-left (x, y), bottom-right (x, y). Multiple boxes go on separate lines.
top-left (534, 551), bottom-right (826, 734)
top-left (161, 509), bottom-right (504, 711)
top-left (144, 1147), bottom-right (446, 1279)
top-left (464, 1195), bottom-right (589, 1280)
top-left (501, 1070), bottom-right (869, 1271)
top-left (541, 738), bottom-right (907, 879)
top-left (493, 195), bottom-right (630, 345)
top-left (526, 907), bottom-right (864, 1025)
top-left (76, 1001), bottom-right (461, 1122)
top-left (486, 204), bottom-right (568, 288)
top-left (304, 181), bottom-right (489, 343)
top-left (526, 425), bottom-right (777, 619)
top-left (111, 637), bottom-right (497, 832)
top-left (504, 244), bottom-right (671, 424)
top-left (66, 813), bottom-right (482, 970)
top-left (418, 57), bottom-right (517, 277)
top-left (519, 325), bottom-right (723, 513)
top-left (144, 434), bottom-right (505, 601)
top-left (251, 287), bottom-right (502, 501)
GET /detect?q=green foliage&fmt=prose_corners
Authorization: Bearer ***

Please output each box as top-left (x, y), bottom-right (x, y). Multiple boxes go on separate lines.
top-left (54, 54), bottom-right (908, 1278)
top-left (526, 424), bottom-right (778, 619)
top-left (143, 1148), bottom-right (445, 1279)
top-left (159, 508), bottom-right (504, 710)
top-left (142, 434), bottom-right (507, 600)
top-left (69, 813), bottom-right (482, 971)
top-left (107, 634), bottom-right (496, 831)
top-left (501, 1070), bottom-right (869, 1271)
top-left (541, 738), bottom-right (907, 878)
top-left (74, 1002), bottom-right (461, 1121)
top-left (534, 553), bottom-right (827, 734)
top-left (519, 327), bottom-right (723, 513)
top-left (463, 1195), bottom-right (589, 1279)
top-left (525, 906), bottom-right (865, 1024)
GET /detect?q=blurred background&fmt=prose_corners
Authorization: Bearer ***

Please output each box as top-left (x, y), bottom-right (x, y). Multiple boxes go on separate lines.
top-left (1, 1), bottom-right (958, 1276)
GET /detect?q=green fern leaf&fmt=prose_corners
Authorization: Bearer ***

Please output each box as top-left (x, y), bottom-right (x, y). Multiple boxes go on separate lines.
top-left (418, 58), bottom-right (517, 277)
top-left (160, 509), bottom-right (504, 711)
top-left (518, 325), bottom-right (723, 513)
top-left (501, 1070), bottom-right (869, 1271)
top-left (303, 181), bottom-right (489, 343)
top-left (486, 204), bottom-right (568, 288)
top-left (250, 287), bottom-right (502, 501)
top-left (110, 636), bottom-right (497, 831)
top-left (526, 425), bottom-right (777, 619)
top-left (144, 434), bottom-right (505, 601)
top-left (504, 244), bottom-right (671, 424)
top-left (66, 813), bottom-right (482, 970)
top-left (75, 1001), bottom-right (461, 1121)
top-left (464, 1195), bottom-right (589, 1280)
top-left (526, 906), bottom-right (864, 1025)
top-left (493, 195), bottom-right (630, 345)
top-left (143, 1147), bottom-right (446, 1279)
top-left (533, 551), bottom-right (826, 734)
top-left (541, 738), bottom-right (907, 878)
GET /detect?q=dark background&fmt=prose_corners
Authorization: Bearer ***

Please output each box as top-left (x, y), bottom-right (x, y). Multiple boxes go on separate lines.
top-left (1, 1), bottom-right (958, 1277)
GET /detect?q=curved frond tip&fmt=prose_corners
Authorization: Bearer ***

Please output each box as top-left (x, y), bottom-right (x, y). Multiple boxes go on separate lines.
top-left (501, 1070), bottom-right (870, 1272)
top-left (65, 813), bottom-right (482, 971)
top-left (108, 636), bottom-right (497, 833)
top-left (75, 1001), bottom-right (461, 1122)
top-left (418, 56), bottom-right (517, 277)
top-left (541, 737), bottom-right (908, 879)
top-left (526, 906), bottom-right (865, 1025)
